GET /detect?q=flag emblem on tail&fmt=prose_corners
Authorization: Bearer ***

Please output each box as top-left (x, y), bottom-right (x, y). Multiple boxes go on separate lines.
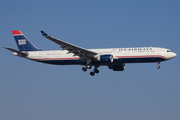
top-left (18, 39), bottom-right (26, 45)
top-left (12, 30), bottom-right (41, 51)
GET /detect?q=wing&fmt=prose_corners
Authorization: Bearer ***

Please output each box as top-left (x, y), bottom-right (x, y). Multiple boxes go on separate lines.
top-left (41, 31), bottom-right (97, 59)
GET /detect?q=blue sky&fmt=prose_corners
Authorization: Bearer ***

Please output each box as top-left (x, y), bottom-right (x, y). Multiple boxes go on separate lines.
top-left (1, 0), bottom-right (180, 120)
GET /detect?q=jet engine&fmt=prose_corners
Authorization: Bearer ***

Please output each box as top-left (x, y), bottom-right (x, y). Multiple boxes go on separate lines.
top-left (96, 54), bottom-right (114, 63)
top-left (108, 63), bottom-right (125, 71)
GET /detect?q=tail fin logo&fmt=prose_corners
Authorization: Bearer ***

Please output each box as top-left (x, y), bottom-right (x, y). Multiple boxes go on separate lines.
top-left (12, 30), bottom-right (41, 51)
top-left (18, 39), bottom-right (26, 45)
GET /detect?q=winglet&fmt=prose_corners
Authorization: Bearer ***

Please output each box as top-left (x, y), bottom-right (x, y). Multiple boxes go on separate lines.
top-left (41, 31), bottom-right (48, 36)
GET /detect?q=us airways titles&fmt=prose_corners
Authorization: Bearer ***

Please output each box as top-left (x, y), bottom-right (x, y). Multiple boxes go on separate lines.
top-left (119, 47), bottom-right (153, 51)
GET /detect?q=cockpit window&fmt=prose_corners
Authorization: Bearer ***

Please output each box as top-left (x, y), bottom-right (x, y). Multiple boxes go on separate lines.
top-left (167, 50), bottom-right (172, 52)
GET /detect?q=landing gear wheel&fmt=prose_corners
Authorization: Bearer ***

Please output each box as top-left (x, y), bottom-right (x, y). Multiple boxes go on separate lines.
top-left (157, 65), bottom-right (160, 69)
top-left (94, 69), bottom-right (99, 74)
top-left (87, 65), bottom-right (92, 69)
top-left (90, 72), bottom-right (95, 76)
top-left (82, 67), bottom-right (87, 72)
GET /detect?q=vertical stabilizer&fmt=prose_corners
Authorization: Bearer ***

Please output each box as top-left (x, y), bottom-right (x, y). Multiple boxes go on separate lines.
top-left (12, 30), bottom-right (41, 51)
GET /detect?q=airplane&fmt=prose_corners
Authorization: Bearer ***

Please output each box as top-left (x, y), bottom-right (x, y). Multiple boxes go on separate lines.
top-left (4, 30), bottom-right (177, 76)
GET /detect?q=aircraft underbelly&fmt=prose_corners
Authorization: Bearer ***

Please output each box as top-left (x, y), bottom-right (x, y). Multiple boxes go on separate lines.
top-left (34, 56), bottom-right (166, 66)
top-left (118, 57), bottom-right (166, 63)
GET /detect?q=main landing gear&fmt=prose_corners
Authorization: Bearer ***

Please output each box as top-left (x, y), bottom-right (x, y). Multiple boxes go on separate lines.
top-left (157, 61), bottom-right (160, 69)
top-left (82, 64), bottom-right (91, 72)
top-left (82, 65), bottom-right (99, 76)
top-left (90, 66), bottom-right (99, 76)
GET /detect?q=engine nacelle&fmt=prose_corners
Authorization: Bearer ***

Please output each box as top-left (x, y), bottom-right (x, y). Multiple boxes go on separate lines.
top-left (108, 64), bottom-right (125, 71)
top-left (96, 54), bottom-right (113, 63)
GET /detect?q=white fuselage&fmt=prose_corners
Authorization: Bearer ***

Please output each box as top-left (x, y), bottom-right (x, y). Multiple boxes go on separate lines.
top-left (24, 47), bottom-right (176, 66)
top-left (7, 30), bottom-right (177, 75)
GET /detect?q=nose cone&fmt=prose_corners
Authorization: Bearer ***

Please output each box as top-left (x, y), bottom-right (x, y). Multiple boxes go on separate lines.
top-left (167, 52), bottom-right (177, 60)
top-left (172, 52), bottom-right (177, 58)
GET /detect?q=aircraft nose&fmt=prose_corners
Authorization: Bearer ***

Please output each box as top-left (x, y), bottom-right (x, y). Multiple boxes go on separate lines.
top-left (165, 52), bottom-right (177, 60)
top-left (173, 52), bottom-right (177, 58)
top-left (169, 52), bottom-right (177, 59)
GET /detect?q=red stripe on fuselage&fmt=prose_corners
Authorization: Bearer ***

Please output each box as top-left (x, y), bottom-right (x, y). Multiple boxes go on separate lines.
top-left (12, 30), bottom-right (23, 35)
top-left (31, 55), bottom-right (167, 61)
top-left (31, 57), bottom-right (79, 61)
top-left (116, 55), bottom-right (167, 60)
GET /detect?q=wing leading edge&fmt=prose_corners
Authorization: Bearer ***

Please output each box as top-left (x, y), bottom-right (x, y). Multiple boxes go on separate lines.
top-left (41, 31), bottom-right (97, 59)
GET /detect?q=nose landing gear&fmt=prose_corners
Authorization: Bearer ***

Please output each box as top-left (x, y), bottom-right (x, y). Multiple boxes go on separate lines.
top-left (157, 62), bottom-right (160, 69)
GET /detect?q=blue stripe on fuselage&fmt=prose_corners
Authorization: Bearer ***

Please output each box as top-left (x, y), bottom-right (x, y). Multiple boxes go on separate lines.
top-left (114, 57), bottom-right (166, 63)
top-left (35, 59), bottom-right (85, 65)
top-left (33, 57), bottom-right (166, 65)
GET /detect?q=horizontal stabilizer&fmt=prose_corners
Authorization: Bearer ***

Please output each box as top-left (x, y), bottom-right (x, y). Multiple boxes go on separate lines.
top-left (4, 47), bottom-right (28, 57)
